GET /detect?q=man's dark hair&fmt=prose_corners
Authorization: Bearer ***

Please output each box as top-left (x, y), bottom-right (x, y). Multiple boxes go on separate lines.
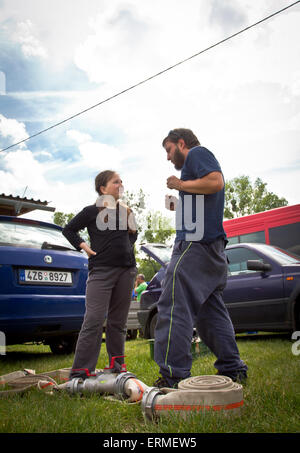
top-left (162, 128), bottom-right (200, 149)
top-left (95, 170), bottom-right (116, 194)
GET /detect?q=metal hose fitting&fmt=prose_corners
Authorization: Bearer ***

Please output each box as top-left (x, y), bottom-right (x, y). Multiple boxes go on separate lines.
top-left (63, 371), bottom-right (137, 399)
top-left (141, 387), bottom-right (164, 421)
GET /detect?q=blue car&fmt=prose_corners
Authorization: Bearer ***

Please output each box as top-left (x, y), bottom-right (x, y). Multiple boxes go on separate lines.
top-left (137, 242), bottom-right (300, 339)
top-left (0, 215), bottom-right (88, 354)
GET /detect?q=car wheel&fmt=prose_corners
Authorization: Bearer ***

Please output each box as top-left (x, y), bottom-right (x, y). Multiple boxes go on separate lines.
top-left (149, 313), bottom-right (157, 339)
top-left (126, 329), bottom-right (138, 340)
top-left (49, 336), bottom-right (77, 355)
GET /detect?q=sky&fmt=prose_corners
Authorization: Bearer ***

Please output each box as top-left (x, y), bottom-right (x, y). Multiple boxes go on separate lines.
top-left (0, 0), bottom-right (299, 228)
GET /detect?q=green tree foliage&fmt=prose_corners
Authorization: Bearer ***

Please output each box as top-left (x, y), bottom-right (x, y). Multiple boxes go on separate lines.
top-left (135, 256), bottom-right (161, 282)
top-left (123, 188), bottom-right (146, 233)
top-left (53, 211), bottom-right (90, 244)
top-left (224, 175), bottom-right (288, 219)
top-left (123, 189), bottom-right (175, 244)
top-left (142, 211), bottom-right (175, 244)
top-left (53, 211), bottom-right (74, 227)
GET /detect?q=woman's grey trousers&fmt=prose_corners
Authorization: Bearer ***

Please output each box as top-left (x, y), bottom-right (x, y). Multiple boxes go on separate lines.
top-left (70, 266), bottom-right (137, 379)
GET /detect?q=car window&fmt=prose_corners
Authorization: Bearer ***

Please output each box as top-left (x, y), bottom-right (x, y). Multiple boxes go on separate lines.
top-left (227, 236), bottom-right (239, 246)
top-left (225, 247), bottom-right (264, 276)
top-left (252, 243), bottom-right (300, 264)
top-left (227, 231), bottom-right (265, 246)
top-left (268, 222), bottom-right (300, 256)
top-left (142, 244), bottom-right (173, 264)
top-left (0, 221), bottom-right (76, 250)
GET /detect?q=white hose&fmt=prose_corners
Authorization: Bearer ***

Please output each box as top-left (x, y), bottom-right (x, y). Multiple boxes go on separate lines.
top-left (141, 375), bottom-right (243, 420)
top-left (124, 377), bottom-right (150, 403)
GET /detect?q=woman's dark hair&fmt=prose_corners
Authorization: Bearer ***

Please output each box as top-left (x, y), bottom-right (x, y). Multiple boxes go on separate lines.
top-left (162, 128), bottom-right (200, 149)
top-left (95, 170), bottom-right (116, 195)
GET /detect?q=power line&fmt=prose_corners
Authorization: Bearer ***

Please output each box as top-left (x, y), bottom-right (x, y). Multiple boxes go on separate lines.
top-left (1, 0), bottom-right (299, 153)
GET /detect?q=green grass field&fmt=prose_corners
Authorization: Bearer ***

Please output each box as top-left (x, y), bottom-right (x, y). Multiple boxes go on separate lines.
top-left (0, 334), bottom-right (299, 434)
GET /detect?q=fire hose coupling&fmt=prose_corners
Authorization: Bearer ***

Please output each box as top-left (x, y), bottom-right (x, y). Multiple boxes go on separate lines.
top-left (141, 387), bottom-right (164, 421)
top-left (114, 372), bottom-right (138, 399)
top-left (64, 377), bottom-right (84, 395)
top-left (64, 371), bottom-right (137, 398)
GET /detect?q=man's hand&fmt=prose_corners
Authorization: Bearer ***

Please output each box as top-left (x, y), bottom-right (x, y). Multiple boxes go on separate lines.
top-left (168, 172), bottom-right (224, 195)
top-left (167, 175), bottom-right (182, 191)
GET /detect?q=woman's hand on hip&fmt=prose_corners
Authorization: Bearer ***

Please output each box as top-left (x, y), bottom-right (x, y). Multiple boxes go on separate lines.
top-left (79, 242), bottom-right (97, 258)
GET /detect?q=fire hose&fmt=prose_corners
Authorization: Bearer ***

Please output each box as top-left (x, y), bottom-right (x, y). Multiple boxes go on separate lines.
top-left (0, 361), bottom-right (243, 420)
top-left (142, 375), bottom-right (243, 419)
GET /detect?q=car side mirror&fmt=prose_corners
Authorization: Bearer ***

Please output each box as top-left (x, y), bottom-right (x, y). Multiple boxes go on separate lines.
top-left (247, 260), bottom-right (272, 272)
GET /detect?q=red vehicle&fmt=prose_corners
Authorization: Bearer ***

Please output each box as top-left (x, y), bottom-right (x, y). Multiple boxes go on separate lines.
top-left (223, 204), bottom-right (300, 256)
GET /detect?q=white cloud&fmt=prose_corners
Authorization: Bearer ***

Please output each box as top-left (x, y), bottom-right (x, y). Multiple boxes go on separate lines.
top-left (34, 150), bottom-right (53, 158)
top-left (66, 129), bottom-right (91, 144)
top-left (3, 149), bottom-right (46, 189)
top-left (0, 114), bottom-right (28, 148)
top-left (209, 0), bottom-right (247, 32)
top-left (13, 20), bottom-right (48, 59)
top-left (0, 116), bottom-right (94, 218)
top-left (0, 144), bottom-right (96, 219)
top-left (66, 129), bottom-right (123, 169)
top-left (73, 0), bottom-right (215, 91)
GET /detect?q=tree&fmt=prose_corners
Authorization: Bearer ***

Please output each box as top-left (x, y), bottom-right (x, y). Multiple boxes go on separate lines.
top-left (135, 256), bottom-right (161, 282)
top-left (224, 176), bottom-right (288, 219)
top-left (53, 211), bottom-right (74, 227)
top-left (123, 188), bottom-right (146, 234)
top-left (53, 211), bottom-right (90, 244)
top-left (142, 210), bottom-right (175, 244)
top-left (123, 189), bottom-right (175, 244)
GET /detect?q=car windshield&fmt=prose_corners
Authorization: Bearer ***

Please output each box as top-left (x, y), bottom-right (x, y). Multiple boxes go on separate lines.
top-left (142, 244), bottom-right (173, 264)
top-left (251, 243), bottom-right (300, 265)
top-left (0, 220), bottom-right (76, 250)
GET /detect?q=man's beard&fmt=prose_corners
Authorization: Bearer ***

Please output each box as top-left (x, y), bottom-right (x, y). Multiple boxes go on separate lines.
top-left (173, 146), bottom-right (185, 170)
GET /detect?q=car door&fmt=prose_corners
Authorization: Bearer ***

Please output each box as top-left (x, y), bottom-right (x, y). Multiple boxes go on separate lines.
top-left (224, 245), bottom-right (285, 332)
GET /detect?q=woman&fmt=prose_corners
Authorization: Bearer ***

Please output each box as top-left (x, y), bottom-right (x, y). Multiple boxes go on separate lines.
top-left (62, 170), bottom-right (137, 379)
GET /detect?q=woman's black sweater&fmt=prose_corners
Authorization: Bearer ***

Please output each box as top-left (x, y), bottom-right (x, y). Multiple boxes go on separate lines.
top-left (62, 204), bottom-right (137, 270)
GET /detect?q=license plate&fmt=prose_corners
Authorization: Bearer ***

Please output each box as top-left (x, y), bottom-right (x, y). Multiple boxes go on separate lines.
top-left (19, 269), bottom-right (73, 285)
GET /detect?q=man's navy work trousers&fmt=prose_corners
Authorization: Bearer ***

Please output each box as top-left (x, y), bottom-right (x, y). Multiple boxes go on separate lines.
top-left (154, 239), bottom-right (248, 386)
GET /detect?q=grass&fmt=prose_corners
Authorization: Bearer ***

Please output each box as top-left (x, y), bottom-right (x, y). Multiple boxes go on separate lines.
top-left (0, 334), bottom-right (299, 434)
